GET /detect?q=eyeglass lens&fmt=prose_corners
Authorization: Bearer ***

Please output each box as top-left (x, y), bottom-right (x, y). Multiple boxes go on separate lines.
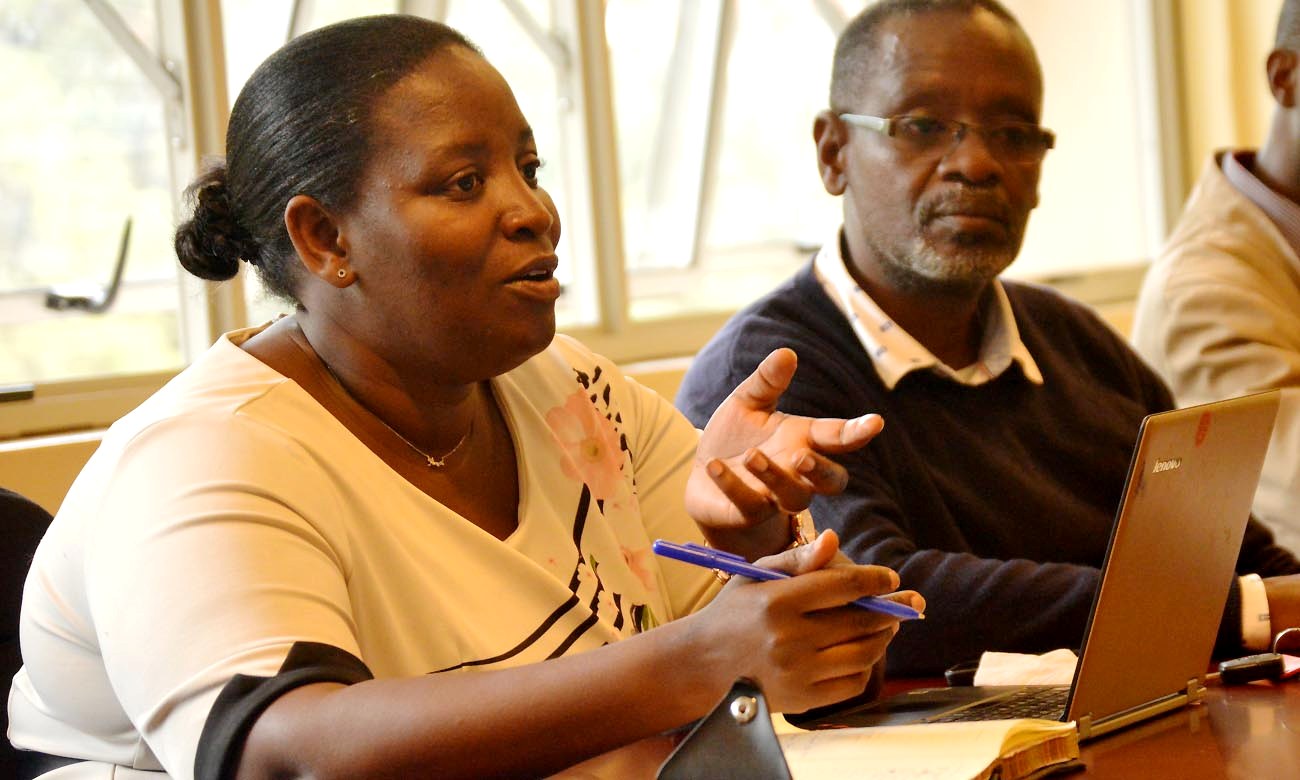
top-left (892, 117), bottom-right (1051, 163)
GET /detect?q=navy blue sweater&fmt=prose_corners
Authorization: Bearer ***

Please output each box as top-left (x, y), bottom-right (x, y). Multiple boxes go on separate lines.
top-left (677, 261), bottom-right (1300, 676)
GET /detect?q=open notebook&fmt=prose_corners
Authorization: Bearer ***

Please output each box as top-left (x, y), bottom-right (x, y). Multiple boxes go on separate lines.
top-left (793, 390), bottom-right (1281, 741)
top-left (777, 717), bottom-right (1079, 780)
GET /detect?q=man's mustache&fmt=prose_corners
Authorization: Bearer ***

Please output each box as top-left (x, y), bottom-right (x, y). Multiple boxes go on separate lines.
top-left (919, 193), bottom-right (1012, 226)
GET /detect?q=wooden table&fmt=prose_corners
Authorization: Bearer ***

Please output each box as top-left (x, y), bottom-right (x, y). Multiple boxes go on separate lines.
top-left (566, 677), bottom-right (1300, 778)
top-left (875, 676), bottom-right (1300, 778)
top-left (1078, 679), bottom-right (1300, 778)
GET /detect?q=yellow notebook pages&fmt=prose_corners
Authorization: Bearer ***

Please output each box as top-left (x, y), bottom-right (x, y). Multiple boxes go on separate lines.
top-left (775, 717), bottom-right (1080, 780)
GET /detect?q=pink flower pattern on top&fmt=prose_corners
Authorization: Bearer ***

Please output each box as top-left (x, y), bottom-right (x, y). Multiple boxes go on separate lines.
top-left (547, 389), bottom-right (628, 502)
top-left (621, 545), bottom-right (658, 593)
top-left (544, 361), bottom-right (662, 634)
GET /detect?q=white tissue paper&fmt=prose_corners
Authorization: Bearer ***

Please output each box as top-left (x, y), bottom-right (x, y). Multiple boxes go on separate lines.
top-left (971, 648), bottom-right (1079, 686)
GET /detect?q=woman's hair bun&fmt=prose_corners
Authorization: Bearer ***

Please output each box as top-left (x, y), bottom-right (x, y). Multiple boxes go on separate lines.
top-left (173, 164), bottom-right (261, 281)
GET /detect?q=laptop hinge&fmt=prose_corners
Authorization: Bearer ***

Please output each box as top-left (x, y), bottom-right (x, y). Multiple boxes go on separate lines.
top-left (1074, 681), bottom-right (1207, 741)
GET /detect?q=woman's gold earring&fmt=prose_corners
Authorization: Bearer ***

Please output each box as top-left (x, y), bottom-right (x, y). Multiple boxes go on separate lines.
top-left (337, 268), bottom-right (348, 279)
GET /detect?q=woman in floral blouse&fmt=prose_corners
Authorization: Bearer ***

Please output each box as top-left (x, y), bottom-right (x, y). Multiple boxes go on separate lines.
top-left (11, 15), bottom-right (921, 780)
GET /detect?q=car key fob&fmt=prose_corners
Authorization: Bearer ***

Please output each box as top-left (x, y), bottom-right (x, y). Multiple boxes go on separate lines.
top-left (1219, 652), bottom-right (1285, 684)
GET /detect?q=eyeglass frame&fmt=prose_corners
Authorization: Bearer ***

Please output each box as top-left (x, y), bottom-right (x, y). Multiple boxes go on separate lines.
top-left (838, 112), bottom-right (1056, 164)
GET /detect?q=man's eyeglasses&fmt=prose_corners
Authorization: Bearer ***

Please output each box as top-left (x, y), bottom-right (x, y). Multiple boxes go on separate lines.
top-left (839, 113), bottom-right (1055, 164)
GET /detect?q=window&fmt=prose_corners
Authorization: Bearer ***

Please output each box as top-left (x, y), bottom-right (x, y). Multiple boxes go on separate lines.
top-left (1004, 0), bottom-right (1180, 282)
top-left (2, 0), bottom-right (1180, 440)
top-left (0, 0), bottom-right (188, 387)
top-left (607, 0), bottom-right (843, 323)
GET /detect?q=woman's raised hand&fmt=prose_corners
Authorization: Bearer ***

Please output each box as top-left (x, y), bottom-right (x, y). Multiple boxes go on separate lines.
top-left (686, 348), bottom-right (884, 560)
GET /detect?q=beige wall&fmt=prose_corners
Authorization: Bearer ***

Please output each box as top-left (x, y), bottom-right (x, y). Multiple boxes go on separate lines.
top-left (1178, 0), bottom-right (1283, 187)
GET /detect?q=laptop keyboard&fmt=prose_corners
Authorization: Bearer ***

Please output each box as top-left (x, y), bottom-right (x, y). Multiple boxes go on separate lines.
top-left (927, 686), bottom-right (1068, 723)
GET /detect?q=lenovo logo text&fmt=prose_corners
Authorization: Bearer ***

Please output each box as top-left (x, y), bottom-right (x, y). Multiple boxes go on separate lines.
top-left (1152, 458), bottom-right (1182, 474)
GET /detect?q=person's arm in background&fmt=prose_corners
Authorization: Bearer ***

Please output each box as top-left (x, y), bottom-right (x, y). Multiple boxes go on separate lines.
top-left (1143, 260), bottom-right (1300, 536)
top-left (1242, 515), bottom-right (1300, 642)
top-left (1134, 258), bottom-right (1300, 645)
top-left (1133, 237), bottom-right (1300, 553)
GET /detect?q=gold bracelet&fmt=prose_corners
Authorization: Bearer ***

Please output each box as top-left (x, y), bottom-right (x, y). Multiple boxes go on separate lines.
top-left (787, 509), bottom-right (814, 549)
top-left (712, 511), bottom-right (814, 583)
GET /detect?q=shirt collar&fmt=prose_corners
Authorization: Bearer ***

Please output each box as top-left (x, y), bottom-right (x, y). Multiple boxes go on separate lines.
top-left (812, 229), bottom-right (1044, 390)
top-left (1221, 150), bottom-right (1300, 257)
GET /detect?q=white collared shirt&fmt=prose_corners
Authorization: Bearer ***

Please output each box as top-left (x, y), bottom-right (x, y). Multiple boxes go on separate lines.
top-left (812, 230), bottom-right (1044, 389)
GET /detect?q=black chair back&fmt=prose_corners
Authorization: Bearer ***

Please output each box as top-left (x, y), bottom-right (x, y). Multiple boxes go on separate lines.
top-left (0, 489), bottom-right (54, 779)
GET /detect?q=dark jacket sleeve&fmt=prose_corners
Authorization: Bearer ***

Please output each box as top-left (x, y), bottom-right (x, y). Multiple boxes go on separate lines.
top-left (813, 461), bottom-right (1101, 675)
top-left (1237, 514), bottom-right (1300, 577)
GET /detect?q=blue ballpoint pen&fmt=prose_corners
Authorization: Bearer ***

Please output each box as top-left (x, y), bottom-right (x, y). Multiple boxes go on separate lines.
top-left (652, 539), bottom-right (924, 621)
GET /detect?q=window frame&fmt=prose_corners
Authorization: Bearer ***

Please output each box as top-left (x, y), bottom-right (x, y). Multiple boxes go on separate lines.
top-left (0, 0), bottom-right (230, 439)
top-left (0, 0), bottom-right (1183, 441)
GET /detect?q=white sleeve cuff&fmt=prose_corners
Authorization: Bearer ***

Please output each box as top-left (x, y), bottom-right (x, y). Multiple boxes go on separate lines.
top-left (1239, 573), bottom-right (1271, 651)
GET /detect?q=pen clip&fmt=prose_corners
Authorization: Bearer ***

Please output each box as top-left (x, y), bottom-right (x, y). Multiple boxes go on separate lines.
top-left (680, 542), bottom-right (746, 563)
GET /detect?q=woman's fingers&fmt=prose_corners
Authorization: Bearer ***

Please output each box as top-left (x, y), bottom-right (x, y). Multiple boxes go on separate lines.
top-left (715, 448), bottom-right (851, 523)
top-left (759, 618), bottom-right (898, 712)
top-left (697, 530), bottom-right (917, 714)
top-left (801, 594), bottom-right (923, 650)
top-left (756, 550), bottom-right (901, 607)
top-left (747, 528), bottom-right (840, 575)
top-left (788, 449), bottom-right (852, 494)
top-left (804, 625), bottom-right (897, 680)
top-left (725, 348), bottom-right (798, 412)
top-left (702, 457), bottom-right (781, 528)
top-left (737, 436), bottom-right (873, 512)
top-left (799, 670), bottom-right (877, 713)
top-left (740, 448), bottom-right (814, 515)
top-left (804, 413), bottom-right (885, 453)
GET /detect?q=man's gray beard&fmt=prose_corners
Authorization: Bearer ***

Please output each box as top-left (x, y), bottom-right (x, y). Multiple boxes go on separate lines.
top-left (871, 234), bottom-right (1017, 297)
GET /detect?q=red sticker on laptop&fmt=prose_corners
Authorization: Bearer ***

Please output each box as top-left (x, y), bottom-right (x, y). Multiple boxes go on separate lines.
top-left (1195, 412), bottom-right (1212, 446)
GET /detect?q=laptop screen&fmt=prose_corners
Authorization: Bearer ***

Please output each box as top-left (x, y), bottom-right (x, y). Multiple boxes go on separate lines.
top-left (1065, 391), bottom-right (1280, 732)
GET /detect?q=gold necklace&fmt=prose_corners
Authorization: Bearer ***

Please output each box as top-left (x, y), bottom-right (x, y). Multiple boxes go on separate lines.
top-left (371, 409), bottom-right (474, 468)
top-left (320, 359), bottom-right (474, 469)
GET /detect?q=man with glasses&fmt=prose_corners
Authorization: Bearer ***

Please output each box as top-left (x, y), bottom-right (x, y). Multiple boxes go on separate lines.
top-left (678, 0), bottom-right (1300, 677)
top-left (1132, 0), bottom-right (1300, 558)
